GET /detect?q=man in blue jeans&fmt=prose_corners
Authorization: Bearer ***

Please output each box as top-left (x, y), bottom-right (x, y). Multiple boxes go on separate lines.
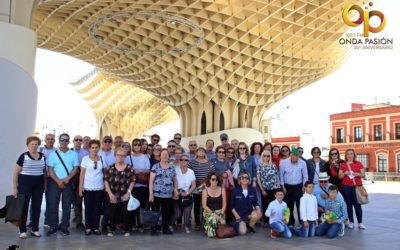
top-left (47, 133), bottom-right (79, 236)
top-left (316, 185), bottom-right (348, 238)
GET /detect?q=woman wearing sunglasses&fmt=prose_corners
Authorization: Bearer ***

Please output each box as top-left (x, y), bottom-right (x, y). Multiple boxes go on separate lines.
top-left (79, 139), bottom-right (104, 236)
top-left (202, 171), bottom-right (226, 237)
top-left (257, 150), bottom-right (280, 225)
top-left (325, 148), bottom-right (344, 190)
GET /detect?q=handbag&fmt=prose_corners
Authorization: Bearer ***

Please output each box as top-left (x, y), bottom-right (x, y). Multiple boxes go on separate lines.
top-left (216, 224), bottom-right (236, 238)
top-left (139, 202), bottom-right (160, 226)
top-left (135, 172), bottom-right (150, 185)
top-left (55, 150), bottom-right (76, 190)
top-left (179, 195), bottom-right (193, 208)
top-left (5, 194), bottom-right (25, 227)
top-left (127, 195), bottom-right (140, 211)
top-left (347, 163), bottom-right (369, 205)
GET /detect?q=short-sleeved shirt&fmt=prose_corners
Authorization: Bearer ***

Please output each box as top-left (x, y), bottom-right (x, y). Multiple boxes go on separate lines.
top-left (257, 163), bottom-right (280, 190)
top-left (175, 167), bottom-right (196, 192)
top-left (71, 147), bottom-right (90, 165)
top-left (151, 163), bottom-right (176, 198)
top-left (340, 161), bottom-right (364, 186)
top-left (48, 149), bottom-right (79, 179)
top-left (104, 164), bottom-right (135, 197)
top-left (125, 154), bottom-right (150, 187)
top-left (212, 159), bottom-right (230, 176)
top-left (81, 155), bottom-right (105, 191)
top-left (16, 152), bottom-right (46, 176)
top-left (98, 149), bottom-right (115, 168)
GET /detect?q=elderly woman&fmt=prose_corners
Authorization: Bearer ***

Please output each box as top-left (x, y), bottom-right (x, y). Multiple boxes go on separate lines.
top-left (257, 150), bottom-right (280, 224)
top-left (230, 171), bottom-right (262, 235)
top-left (149, 149), bottom-right (179, 235)
top-left (104, 147), bottom-right (135, 237)
top-left (171, 154), bottom-right (196, 233)
top-left (12, 136), bottom-right (47, 239)
top-left (128, 138), bottom-right (151, 232)
top-left (339, 149), bottom-right (366, 230)
top-left (189, 147), bottom-right (216, 230)
top-left (202, 171), bottom-right (226, 237)
top-left (78, 139), bottom-right (104, 236)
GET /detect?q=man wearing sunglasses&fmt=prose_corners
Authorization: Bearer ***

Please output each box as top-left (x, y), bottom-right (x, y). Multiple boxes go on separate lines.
top-left (47, 133), bottom-right (79, 236)
top-left (70, 135), bottom-right (90, 229)
top-left (313, 172), bottom-right (344, 214)
top-left (98, 136), bottom-right (115, 168)
top-left (150, 134), bottom-right (161, 145)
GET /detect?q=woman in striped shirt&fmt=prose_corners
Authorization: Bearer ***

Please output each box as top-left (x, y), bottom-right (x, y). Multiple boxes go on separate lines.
top-left (189, 147), bottom-right (215, 231)
top-left (12, 136), bottom-right (47, 239)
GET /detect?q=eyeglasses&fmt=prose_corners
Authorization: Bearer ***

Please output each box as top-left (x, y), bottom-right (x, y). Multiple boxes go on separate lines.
top-left (313, 151), bottom-right (321, 154)
top-left (180, 159), bottom-right (189, 162)
top-left (239, 147), bottom-right (246, 150)
top-left (281, 149), bottom-right (289, 153)
top-left (319, 180), bottom-right (328, 183)
top-left (74, 139), bottom-right (83, 142)
top-left (168, 145), bottom-right (176, 148)
top-left (240, 176), bottom-right (249, 180)
top-left (189, 144), bottom-right (197, 147)
top-left (221, 138), bottom-right (227, 141)
top-left (227, 151), bottom-right (234, 154)
top-left (94, 161), bottom-right (98, 170)
top-left (46, 138), bottom-right (55, 141)
top-left (60, 138), bottom-right (69, 143)
top-left (153, 139), bottom-right (160, 142)
top-left (298, 151), bottom-right (304, 154)
top-left (217, 151), bottom-right (225, 154)
top-left (330, 153), bottom-right (338, 156)
top-left (122, 144), bottom-right (130, 148)
top-left (104, 140), bottom-right (112, 143)
top-left (133, 143), bottom-right (141, 146)
top-left (210, 178), bottom-right (217, 181)
top-left (174, 137), bottom-right (181, 140)
top-left (116, 154), bottom-right (126, 158)
top-left (262, 155), bottom-right (270, 158)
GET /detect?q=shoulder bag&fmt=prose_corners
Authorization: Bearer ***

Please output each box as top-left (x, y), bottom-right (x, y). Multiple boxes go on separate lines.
top-left (347, 163), bottom-right (369, 205)
top-left (55, 150), bottom-right (76, 190)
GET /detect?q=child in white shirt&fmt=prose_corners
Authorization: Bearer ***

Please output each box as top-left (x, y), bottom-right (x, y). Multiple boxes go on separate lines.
top-left (294, 180), bottom-right (318, 237)
top-left (265, 188), bottom-right (292, 238)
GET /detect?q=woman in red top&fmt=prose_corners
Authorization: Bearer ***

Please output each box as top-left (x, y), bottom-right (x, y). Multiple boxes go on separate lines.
top-left (338, 149), bottom-right (366, 230)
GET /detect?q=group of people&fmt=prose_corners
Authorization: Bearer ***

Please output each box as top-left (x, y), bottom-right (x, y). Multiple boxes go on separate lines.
top-left (11, 132), bottom-right (367, 240)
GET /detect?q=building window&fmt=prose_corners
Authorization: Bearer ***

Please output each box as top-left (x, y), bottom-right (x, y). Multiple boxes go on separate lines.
top-left (357, 154), bottom-right (369, 171)
top-left (396, 123), bottom-right (400, 140)
top-left (354, 127), bottom-right (362, 142)
top-left (397, 154), bottom-right (400, 172)
top-left (377, 154), bottom-right (388, 172)
top-left (336, 128), bottom-right (344, 143)
top-left (374, 125), bottom-right (382, 141)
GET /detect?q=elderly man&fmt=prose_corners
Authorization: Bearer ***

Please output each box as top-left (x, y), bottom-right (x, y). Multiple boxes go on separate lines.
top-left (279, 148), bottom-right (308, 227)
top-left (47, 133), bottom-right (79, 236)
top-left (230, 139), bottom-right (239, 153)
top-left (313, 172), bottom-right (344, 214)
top-left (98, 136), bottom-right (115, 168)
top-left (205, 139), bottom-right (216, 161)
top-left (167, 140), bottom-right (177, 160)
top-left (82, 136), bottom-right (91, 152)
top-left (114, 136), bottom-right (124, 149)
top-left (188, 140), bottom-right (198, 160)
top-left (70, 135), bottom-right (90, 229)
top-left (173, 133), bottom-right (182, 146)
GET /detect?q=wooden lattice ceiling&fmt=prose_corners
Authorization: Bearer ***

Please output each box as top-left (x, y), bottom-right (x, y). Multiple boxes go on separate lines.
top-left (32, 0), bottom-right (360, 136)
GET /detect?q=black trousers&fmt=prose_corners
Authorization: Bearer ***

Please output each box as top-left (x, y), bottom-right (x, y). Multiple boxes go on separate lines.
top-left (153, 197), bottom-right (173, 231)
top-left (262, 188), bottom-right (279, 223)
top-left (193, 193), bottom-right (203, 226)
top-left (132, 186), bottom-right (149, 227)
top-left (83, 190), bottom-right (103, 230)
top-left (107, 201), bottom-right (132, 232)
top-left (284, 183), bottom-right (303, 226)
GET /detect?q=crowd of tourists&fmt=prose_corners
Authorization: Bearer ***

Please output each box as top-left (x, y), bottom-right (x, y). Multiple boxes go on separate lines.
top-left (11, 132), bottom-right (366, 239)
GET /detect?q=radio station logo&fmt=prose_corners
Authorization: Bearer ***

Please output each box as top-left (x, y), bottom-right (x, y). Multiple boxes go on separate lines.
top-left (340, 2), bottom-right (393, 50)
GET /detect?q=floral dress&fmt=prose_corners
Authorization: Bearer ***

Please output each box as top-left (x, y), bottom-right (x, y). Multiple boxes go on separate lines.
top-left (257, 162), bottom-right (280, 190)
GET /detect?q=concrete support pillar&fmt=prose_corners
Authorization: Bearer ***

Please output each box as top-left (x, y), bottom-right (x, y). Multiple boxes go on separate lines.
top-left (0, 22), bottom-right (37, 198)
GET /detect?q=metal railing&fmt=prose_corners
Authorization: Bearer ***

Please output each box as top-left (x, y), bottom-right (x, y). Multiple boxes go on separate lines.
top-left (366, 172), bottom-right (400, 182)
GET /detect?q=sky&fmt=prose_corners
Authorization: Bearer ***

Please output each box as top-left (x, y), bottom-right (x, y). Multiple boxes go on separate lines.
top-left (34, 1), bottom-right (400, 147)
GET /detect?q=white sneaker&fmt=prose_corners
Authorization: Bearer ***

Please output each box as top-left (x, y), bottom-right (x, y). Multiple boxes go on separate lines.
top-left (346, 222), bottom-right (354, 229)
top-left (184, 227), bottom-right (191, 234)
top-left (358, 223), bottom-right (366, 230)
top-left (31, 231), bottom-right (42, 237)
top-left (168, 225), bottom-right (174, 232)
top-left (124, 232), bottom-right (130, 237)
top-left (107, 232), bottom-right (114, 237)
top-left (19, 232), bottom-right (27, 239)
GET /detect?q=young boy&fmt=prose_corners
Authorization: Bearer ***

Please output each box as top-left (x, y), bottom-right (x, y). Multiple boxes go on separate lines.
top-left (295, 181), bottom-right (318, 237)
top-left (265, 188), bottom-right (292, 238)
top-left (316, 185), bottom-right (348, 238)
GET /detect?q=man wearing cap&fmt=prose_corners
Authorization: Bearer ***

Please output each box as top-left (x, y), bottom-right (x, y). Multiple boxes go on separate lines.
top-left (279, 148), bottom-right (308, 227)
top-left (219, 133), bottom-right (230, 150)
top-left (98, 136), bottom-right (115, 168)
top-left (313, 172), bottom-right (344, 214)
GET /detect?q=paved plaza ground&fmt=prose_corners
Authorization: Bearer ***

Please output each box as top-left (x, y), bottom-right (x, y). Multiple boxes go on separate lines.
top-left (1, 182), bottom-right (399, 250)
